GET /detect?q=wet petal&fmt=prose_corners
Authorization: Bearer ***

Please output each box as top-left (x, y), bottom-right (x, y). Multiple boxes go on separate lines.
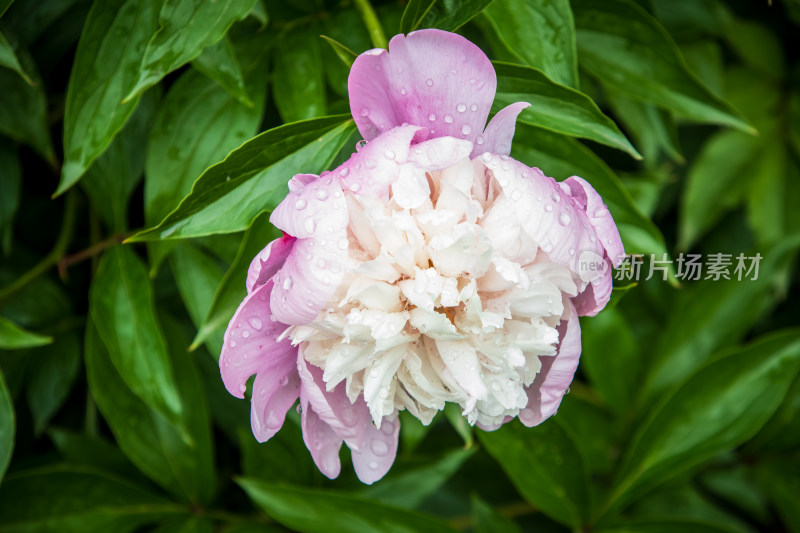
top-left (563, 176), bottom-right (625, 267)
top-left (251, 368), bottom-right (300, 442)
top-left (300, 396), bottom-right (343, 479)
top-left (350, 415), bottom-right (400, 484)
top-left (246, 233), bottom-right (296, 293)
top-left (270, 174), bottom-right (348, 240)
top-left (349, 29), bottom-right (496, 144)
top-left (474, 102), bottom-right (530, 158)
top-left (519, 302), bottom-right (581, 427)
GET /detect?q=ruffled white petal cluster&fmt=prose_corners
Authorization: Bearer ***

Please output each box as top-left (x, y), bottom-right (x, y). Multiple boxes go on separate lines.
top-left (285, 152), bottom-right (578, 429)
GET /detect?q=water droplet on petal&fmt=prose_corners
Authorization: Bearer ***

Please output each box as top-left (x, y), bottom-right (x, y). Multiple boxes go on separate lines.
top-left (428, 113), bottom-right (436, 122)
top-left (470, 104), bottom-right (478, 112)
top-left (360, 108), bottom-right (369, 117)
top-left (337, 237), bottom-right (349, 250)
top-left (456, 103), bottom-right (466, 112)
top-left (339, 167), bottom-right (350, 177)
top-left (476, 135), bottom-right (484, 145)
top-left (426, 79), bottom-right (433, 86)
top-left (248, 317), bottom-right (263, 331)
top-left (238, 384), bottom-right (247, 393)
top-left (444, 114), bottom-right (454, 124)
top-left (356, 140), bottom-right (366, 152)
top-left (295, 199), bottom-right (307, 210)
top-left (279, 375), bottom-right (289, 386)
top-left (545, 204), bottom-right (553, 212)
top-left (384, 150), bottom-right (395, 160)
top-left (593, 207), bottom-right (608, 218)
top-left (368, 461), bottom-right (379, 470)
top-left (349, 182), bottom-right (361, 192)
top-left (559, 213), bottom-right (571, 226)
top-left (242, 330), bottom-right (250, 338)
top-left (316, 190), bottom-right (329, 201)
top-left (304, 218), bottom-right (316, 233)
top-left (283, 276), bottom-right (294, 290)
top-left (230, 340), bottom-right (236, 347)
top-left (552, 192), bottom-right (561, 203)
top-left (461, 124), bottom-right (472, 135)
top-left (400, 88), bottom-right (407, 95)
top-left (365, 159), bottom-right (377, 169)
top-left (371, 440), bottom-right (389, 456)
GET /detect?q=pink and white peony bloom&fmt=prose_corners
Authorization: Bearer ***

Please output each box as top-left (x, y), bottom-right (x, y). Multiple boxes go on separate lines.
top-left (220, 29), bottom-right (624, 484)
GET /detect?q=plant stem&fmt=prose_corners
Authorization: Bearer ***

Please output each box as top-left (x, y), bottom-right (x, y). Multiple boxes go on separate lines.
top-left (353, 0), bottom-right (387, 49)
top-left (0, 190), bottom-right (78, 303)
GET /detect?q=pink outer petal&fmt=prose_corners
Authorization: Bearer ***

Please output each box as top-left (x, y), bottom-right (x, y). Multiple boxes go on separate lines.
top-left (268, 175), bottom-right (349, 326)
top-left (519, 302), bottom-right (581, 427)
top-left (348, 29), bottom-right (497, 145)
top-left (338, 125), bottom-right (421, 198)
top-left (301, 396), bottom-right (343, 479)
top-left (563, 176), bottom-right (625, 267)
top-left (251, 368), bottom-right (300, 442)
top-left (350, 415), bottom-right (400, 485)
top-left (473, 102), bottom-right (530, 158)
top-left (478, 155), bottom-right (606, 275)
top-left (220, 281), bottom-right (296, 399)
top-left (572, 269), bottom-right (613, 317)
top-left (246, 233), bottom-right (296, 294)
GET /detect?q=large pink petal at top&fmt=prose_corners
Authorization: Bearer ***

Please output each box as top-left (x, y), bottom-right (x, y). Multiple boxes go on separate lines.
top-left (519, 302), bottom-right (581, 427)
top-left (349, 29), bottom-right (497, 145)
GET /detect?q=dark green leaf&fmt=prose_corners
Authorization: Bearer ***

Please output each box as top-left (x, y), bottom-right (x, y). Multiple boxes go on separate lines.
top-left (511, 123), bottom-right (667, 260)
top-left (0, 30), bottom-right (32, 85)
top-left (0, 467), bottom-right (182, 532)
top-left (239, 417), bottom-right (315, 486)
top-left (48, 428), bottom-right (145, 481)
top-left (479, 419), bottom-right (590, 528)
top-left (85, 317), bottom-right (215, 504)
top-left (606, 91), bottom-right (683, 164)
top-left (597, 519), bottom-right (744, 533)
top-left (753, 458), bottom-right (800, 533)
top-left (0, 0), bottom-right (14, 17)
top-left (745, 131), bottom-right (786, 247)
top-left (0, 141), bottom-right (20, 254)
top-left (191, 35), bottom-right (252, 107)
top-left (190, 212), bottom-right (280, 351)
top-left (170, 242), bottom-right (225, 355)
top-left (89, 246), bottom-right (183, 426)
top-left (237, 479), bottom-right (457, 533)
top-left (0, 48), bottom-right (55, 165)
top-left (151, 516), bottom-right (213, 533)
top-left (747, 373), bottom-right (800, 454)
top-left (723, 18), bottom-right (784, 81)
top-left (57, 0), bottom-right (160, 195)
top-left (125, 0), bottom-right (258, 100)
top-left (131, 115), bottom-right (356, 241)
top-left (25, 330), bottom-right (82, 434)
top-left (643, 238), bottom-right (800, 401)
top-left (678, 130), bottom-right (760, 249)
top-left (483, 0), bottom-right (578, 87)
top-left (607, 331), bottom-right (800, 514)
top-left (400, 0), bottom-right (493, 33)
top-left (572, 0), bottom-right (751, 132)
top-left (580, 308), bottom-right (639, 414)
top-left (273, 29), bottom-right (326, 123)
top-left (699, 466), bottom-right (770, 525)
top-left (471, 495), bottom-right (522, 533)
top-left (0, 368), bottom-right (12, 484)
top-left (320, 35), bottom-right (356, 68)
top-left (361, 447), bottom-right (475, 509)
top-left (82, 87), bottom-right (160, 232)
top-left (494, 62), bottom-right (639, 158)
top-left (0, 316), bottom-right (52, 349)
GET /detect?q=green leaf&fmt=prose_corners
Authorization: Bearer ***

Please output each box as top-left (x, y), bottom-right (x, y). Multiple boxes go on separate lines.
top-left (0, 0), bottom-right (14, 17)
top-left (483, 0), bottom-right (578, 87)
top-left (0, 467), bottom-right (182, 532)
top-left (597, 519), bottom-right (745, 533)
top-left (272, 29), bottom-right (326, 123)
top-left (572, 0), bottom-right (751, 132)
top-left (0, 30), bottom-right (32, 85)
top-left (48, 428), bottom-right (145, 481)
top-left (125, 0), bottom-right (257, 100)
top-left (131, 115), bottom-right (356, 242)
top-left (190, 212), bottom-right (280, 351)
top-left (85, 317), bottom-right (215, 504)
top-left (606, 91), bottom-right (683, 164)
top-left (25, 330), bottom-right (82, 434)
top-left (237, 479), bottom-right (457, 533)
top-left (479, 419), bottom-right (591, 528)
top-left (170, 243), bottom-right (225, 355)
top-left (191, 35), bottom-right (252, 107)
top-left (400, 0), bottom-right (493, 33)
top-left (0, 316), bottom-right (52, 349)
top-left (239, 417), bottom-right (316, 486)
top-left (753, 458), bottom-right (800, 533)
top-left (606, 330), bottom-right (800, 514)
top-left (0, 48), bottom-right (55, 165)
top-left (494, 62), bottom-right (639, 158)
top-left (678, 130), bottom-right (761, 249)
top-left (361, 447), bottom-right (476, 509)
top-left (320, 35), bottom-right (357, 68)
top-left (57, 0), bottom-right (160, 195)
top-left (747, 373), bottom-right (800, 454)
top-left (642, 238), bottom-right (800, 401)
top-left (88, 246), bottom-right (183, 426)
top-left (511, 123), bottom-right (667, 260)
top-left (82, 87), bottom-right (160, 232)
top-left (151, 516), bottom-right (213, 533)
top-left (471, 495), bottom-right (522, 533)
top-left (745, 131), bottom-right (786, 247)
top-left (144, 67), bottom-right (262, 272)
top-left (580, 308), bottom-right (639, 414)
top-left (0, 368), bottom-right (12, 484)
top-left (723, 18), bottom-right (784, 81)
top-left (0, 141), bottom-right (20, 254)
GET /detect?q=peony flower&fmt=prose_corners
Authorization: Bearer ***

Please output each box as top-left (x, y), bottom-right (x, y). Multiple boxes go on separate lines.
top-left (219, 29), bottom-right (624, 484)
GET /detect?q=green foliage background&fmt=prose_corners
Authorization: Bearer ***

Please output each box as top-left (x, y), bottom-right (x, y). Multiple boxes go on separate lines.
top-left (1, 0), bottom-right (799, 531)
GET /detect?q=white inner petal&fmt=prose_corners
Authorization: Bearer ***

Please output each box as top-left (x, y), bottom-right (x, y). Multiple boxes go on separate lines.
top-left (292, 156), bottom-right (578, 428)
